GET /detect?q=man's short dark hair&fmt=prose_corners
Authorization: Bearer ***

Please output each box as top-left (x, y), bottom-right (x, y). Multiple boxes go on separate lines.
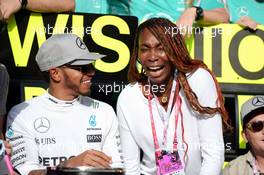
top-left (41, 71), bottom-right (50, 83)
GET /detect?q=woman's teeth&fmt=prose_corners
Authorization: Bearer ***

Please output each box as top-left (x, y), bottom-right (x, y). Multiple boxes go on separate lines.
top-left (148, 66), bottom-right (163, 71)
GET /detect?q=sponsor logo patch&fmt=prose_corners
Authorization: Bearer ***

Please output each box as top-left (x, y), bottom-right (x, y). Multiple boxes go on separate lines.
top-left (34, 117), bottom-right (50, 133)
top-left (86, 134), bottom-right (102, 143)
top-left (88, 115), bottom-right (96, 127)
top-left (6, 126), bottom-right (14, 138)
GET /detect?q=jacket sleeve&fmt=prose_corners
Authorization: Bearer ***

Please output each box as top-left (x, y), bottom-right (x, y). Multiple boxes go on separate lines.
top-left (101, 105), bottom-right (123, 168)
top-left (190, 68), bottom-right (225, 175)
top-left (116, 101), bottom-right (141, 175)
top-left (6, 106), bottom-right (44, 175)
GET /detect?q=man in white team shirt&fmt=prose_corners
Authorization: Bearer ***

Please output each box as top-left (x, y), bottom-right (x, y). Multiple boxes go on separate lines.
top-left (5, 33), bottom-right (123, 175)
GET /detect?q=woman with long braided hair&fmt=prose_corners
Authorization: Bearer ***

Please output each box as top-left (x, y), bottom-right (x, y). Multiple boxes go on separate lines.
top-left (117, 18), bottom-right (230, 175)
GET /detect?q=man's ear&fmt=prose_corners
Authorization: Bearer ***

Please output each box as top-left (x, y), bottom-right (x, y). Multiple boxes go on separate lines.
top-left (242, 130), bottom-right (248, 143)
top-left (49, 68), bottom-right (61, 82)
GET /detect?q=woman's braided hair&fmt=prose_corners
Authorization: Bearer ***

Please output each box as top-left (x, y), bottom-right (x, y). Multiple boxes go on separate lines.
top-left (128, 18), bottom-right (231, 130)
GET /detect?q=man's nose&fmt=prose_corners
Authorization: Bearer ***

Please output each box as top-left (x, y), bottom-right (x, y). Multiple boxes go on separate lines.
top-left (86, 69), bottom-right (95, 76)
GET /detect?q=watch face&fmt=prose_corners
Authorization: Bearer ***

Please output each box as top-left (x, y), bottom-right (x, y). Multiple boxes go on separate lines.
top-left (194, 6), bottom-right (204, 21)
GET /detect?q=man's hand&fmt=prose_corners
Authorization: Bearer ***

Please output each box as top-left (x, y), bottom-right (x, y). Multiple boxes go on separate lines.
top-left (237, 16), bottom-right (258, 30)
top-left (3, 140), bottom-right (12, 156)
top-left (0, 0), bottom-right (21, 22)
top-left (62, 149), bottom-right (112, 168)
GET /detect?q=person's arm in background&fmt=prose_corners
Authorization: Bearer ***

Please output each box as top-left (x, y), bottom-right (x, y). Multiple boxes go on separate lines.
top-left (0, 64), bottom-right (16, 174)
top-left (0, 64), bottom-right (9, 138)
top-left (176, 7), bottom-right (229, 37)
top-left (176, 0), bottom-right (229, 37)
top-left (178, 7), bottom-right (229, 25)
top-left (0, 0), bottom-right (75, 21)
top-left (236, 16), bottom-right (258, 30)
top-left (222, 0), bottom-right (258, 30)
top-left (178, 0), bottom-right (260, 36)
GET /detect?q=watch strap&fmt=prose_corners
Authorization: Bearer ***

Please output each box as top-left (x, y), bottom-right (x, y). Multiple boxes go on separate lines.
top-left (19, 0), bottom-right (28, 9)
top-left (192, 6), bottom-right (204, 21)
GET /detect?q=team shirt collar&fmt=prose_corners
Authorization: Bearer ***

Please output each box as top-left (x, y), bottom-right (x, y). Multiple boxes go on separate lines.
top-left (45, 89), bottom-right (81, 106)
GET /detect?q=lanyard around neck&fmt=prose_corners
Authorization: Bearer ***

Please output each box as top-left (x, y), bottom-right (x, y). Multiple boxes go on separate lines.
top-left (147, 79), bottom-right (181, 150)
top-left (151, 78), bottom-right (177, 148)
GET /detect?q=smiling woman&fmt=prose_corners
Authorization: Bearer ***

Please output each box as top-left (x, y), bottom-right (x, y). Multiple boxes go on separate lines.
top-left (138, 27), bottom-right (174, 87)
top-left (117, 18), bottom-right (231, 175)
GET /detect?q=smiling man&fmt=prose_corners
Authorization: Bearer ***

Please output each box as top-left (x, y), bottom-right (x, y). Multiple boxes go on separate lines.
top-left (223, 95), bottom-right (264, 175)
top-left (6, 34), bottom-right (123, 175)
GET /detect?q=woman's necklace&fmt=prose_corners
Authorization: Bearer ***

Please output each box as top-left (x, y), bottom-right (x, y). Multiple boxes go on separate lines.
top-left (161, 95), bottom-right (168, 104)
top-left (160, 80), bottom-right (173, 105)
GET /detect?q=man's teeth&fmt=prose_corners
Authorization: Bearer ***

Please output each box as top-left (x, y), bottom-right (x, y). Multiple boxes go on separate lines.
top-left (82, 80), bottom-right (91, 84)
top-left (148, 66), bottom-right (162, 71)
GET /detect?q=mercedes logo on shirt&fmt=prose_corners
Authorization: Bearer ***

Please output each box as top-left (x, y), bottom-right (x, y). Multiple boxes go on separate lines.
top-left (236, 6), bottom-right (249, 17)
top-left (252, 97), bottom-right (264, 107)
top-left (76, 37), bottom-right (87, 50)
top-left (34, 117), bottom-right (50, 133)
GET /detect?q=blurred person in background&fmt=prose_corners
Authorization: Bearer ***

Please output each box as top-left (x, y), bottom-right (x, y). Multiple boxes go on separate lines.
top-left (203, 0), bottom-right (264, 30)
top-left (223, 95), bottom-right (264, 175)
top-left (75, 0), bottom-right (229, 37)
top-left (0, 63), bottom-right (9, 137)
top-left (225, 0), bottom-right (264, 30)
top-left (0, 0), bottom-right (75, 22)
top-left (0, 63), bottom-right (13, 174)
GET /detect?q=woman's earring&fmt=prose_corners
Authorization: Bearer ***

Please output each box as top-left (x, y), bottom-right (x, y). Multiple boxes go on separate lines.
top-left (141, 67), bottom-right (146, 74)
top-left (136, 59), bottom-right (144, 74)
